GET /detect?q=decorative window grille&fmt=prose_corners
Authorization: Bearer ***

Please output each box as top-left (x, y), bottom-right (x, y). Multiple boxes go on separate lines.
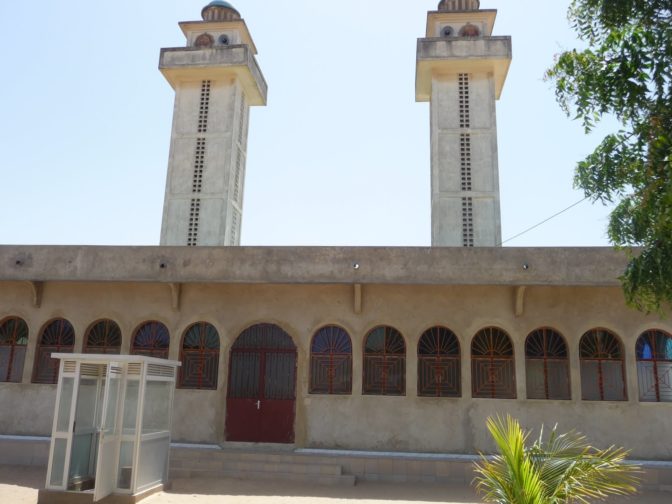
top-left (460, 134), bottom-right (472, 191)
top-left (0, 317), bottom-right (28, 383)
top-left (363, 326), bottom-right (406, 396)
top-left (131, 321), bottom-right (170, 359)
top-left (462, 197), bottom-right (474, 247)
top-left (471, 327), bottom-right (516, 399)
top-left (178, 322), bottom-right (220, 390)
top-left (636, 329), bottom-right (672, 402)
top-left (187, 198), bottom-right (201, 247)
top-left (580, 329), bottom-right (627, 401)
top-left (309, 325), bottom-right (353, 395)
top-left (32, 319), bottom-right (75, 384)
top-left (192, 138), bottom-right (206, 194)
top-left (84, 320), bottom-right (122, 355)
top-left (525, 328), bottom-right (570, 400)
top-left (197, 80), bottom-right (211, 133)
top-left (417, 326), bottom-right (461, 397)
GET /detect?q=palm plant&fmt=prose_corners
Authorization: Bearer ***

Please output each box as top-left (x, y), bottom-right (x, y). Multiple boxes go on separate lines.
top-left (473, 416), bottom-right (640, 504)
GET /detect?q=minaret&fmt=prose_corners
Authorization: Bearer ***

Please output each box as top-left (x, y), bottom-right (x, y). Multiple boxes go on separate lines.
top-left (416, 0), bottom-right (511, 247)
top-left (159, 1), bottom-right (267, 246)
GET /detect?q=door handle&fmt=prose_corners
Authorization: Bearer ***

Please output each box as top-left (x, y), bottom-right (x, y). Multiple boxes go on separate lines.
top-left (256, 400), bottom-right (261, 410)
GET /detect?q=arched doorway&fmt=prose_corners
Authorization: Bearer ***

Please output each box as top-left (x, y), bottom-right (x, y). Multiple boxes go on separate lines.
top-left (225, 324), bottom-right (297, 443)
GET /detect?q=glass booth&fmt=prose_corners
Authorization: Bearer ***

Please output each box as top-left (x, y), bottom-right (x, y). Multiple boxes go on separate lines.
top-left (44, 354), bottom-right (180, 503)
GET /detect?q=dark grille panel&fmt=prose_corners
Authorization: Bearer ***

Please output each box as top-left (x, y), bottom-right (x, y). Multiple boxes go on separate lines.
top-left (179, 323), bottom-right (220, 390)
top-left (310, 326), bottom-right (352, 395)
top-left (131, 321), bottom-right (170, 360)
top-left (525, 329), bottom-right (570, 400)
top-left (264, 352), bottom-right (297, 400)
top-left (418, 327), bottom-right (461, 397)
top-left (233, 324), bottom-right (296, 350)
top-left (418, 357), bottom-right (460, 397)
top-left (471, 327), bottom-right (515, 399)
top-left (363, 355), bottom-right (406, 396)
top-left (580, 329), bottom-right (626, 401)
top-left (85, 320), bottom-right (122, 355)
top-left (636, 330), bottom-right (672, 402)
top-left (33, 320), bottom-right (75, 384)
top-left (363, 326), bottom-right (406, 396)
top-left (228, 351), bottom-right (260, 399)
top-left (0, 317), bottom-right (28, 383)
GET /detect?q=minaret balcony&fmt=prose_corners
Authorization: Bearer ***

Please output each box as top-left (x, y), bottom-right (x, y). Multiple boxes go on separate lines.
top-left (160, 45), bottom-right (267, 105)
top-left (416, 36), bottom-right (512, 102)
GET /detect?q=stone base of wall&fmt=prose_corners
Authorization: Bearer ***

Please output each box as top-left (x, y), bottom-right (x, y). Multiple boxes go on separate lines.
top-left (0, 435), bottom-right (50, 466)
top-left (2, 437), bottom-right (670, 493)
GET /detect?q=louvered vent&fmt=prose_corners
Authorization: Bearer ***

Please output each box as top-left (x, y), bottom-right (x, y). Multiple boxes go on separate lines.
top-left (63, 361), bottom-right (77, 374)
top-left (148, 364), bottom-right (175, 379)
top-left (128, 363), bottom-right (142, 376)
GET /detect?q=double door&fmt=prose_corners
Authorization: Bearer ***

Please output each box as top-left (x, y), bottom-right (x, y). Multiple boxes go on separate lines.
top-left (226, 343), bottom-right (297, 444)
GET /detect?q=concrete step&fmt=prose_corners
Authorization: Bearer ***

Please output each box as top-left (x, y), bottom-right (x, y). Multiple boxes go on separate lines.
top-left (170, 447), bottom-right (355, 487)
top-left (170, 467), bottom-right (356, 487)
top-left (171, 458), bottom-right (343, 476)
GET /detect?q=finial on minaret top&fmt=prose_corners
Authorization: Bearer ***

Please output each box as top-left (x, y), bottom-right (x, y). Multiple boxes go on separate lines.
top-left (202, 1), bottom-right (241, 21)
top-left (438, 0), bottom-right (480, 11)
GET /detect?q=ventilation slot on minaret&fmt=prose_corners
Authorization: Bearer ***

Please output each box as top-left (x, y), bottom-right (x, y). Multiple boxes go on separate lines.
top-left (459, 73), bottom-right (474, 246)
top-left (237, 94), bottom-right (248, 147)
top-left (229, 210), bottom-right (240, 246)
top-left (192, 139), bottom-right (206, 193)
top-left (459, 74), bottom-right (472, 191)
top-left (197, 80), bottom-right (211, 133)
top-left (460, 134), bottom-right (472, 191)
top-left (187, 199), bottom-right (201, 247)
top-left (459, 74), bottom-right (471, 128)
top-left (462, 197), bottom-right (474, 247)
top-left (233, 151), bottom-right (243, 204)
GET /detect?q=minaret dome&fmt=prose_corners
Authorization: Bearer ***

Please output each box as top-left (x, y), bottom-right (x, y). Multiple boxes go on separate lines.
top-left (202, 1), bottom-right (241, 22)
top-left (438, 0), bottom-right (480, 11)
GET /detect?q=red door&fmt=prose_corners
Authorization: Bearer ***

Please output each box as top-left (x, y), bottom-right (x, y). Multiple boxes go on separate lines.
top-left (226, 324), bottom-right (297, 444)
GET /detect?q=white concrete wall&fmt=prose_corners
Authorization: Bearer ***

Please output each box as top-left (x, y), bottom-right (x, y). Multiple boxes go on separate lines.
top-left (0, 280), bottom-right (671, 458)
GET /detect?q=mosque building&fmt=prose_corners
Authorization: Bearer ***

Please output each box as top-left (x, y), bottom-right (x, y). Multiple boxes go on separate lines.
top-left (1, 0), bottom-right (671, 492)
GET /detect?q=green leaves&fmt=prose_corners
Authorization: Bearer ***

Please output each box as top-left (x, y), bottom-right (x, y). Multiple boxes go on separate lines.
top-left (546, 0), bottom-right (672, 313)
top-left (473, 416), bottom-right (640, 504)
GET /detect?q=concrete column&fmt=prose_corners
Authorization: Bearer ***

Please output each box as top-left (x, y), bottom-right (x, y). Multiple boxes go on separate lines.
top-left (430, 72), bottom-right (502, 246)
top-left (416, 7), bottom-right (512, 247)
top-left (158, 8), bottom-right (267, 247)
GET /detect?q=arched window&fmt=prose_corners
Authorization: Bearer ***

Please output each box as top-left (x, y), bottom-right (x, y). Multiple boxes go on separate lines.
top-left (84, 320), bottom-right (122, 354)
top-left (309, 325), bottom-right (352, 395)
top-left (178, 322), bottom-right (220, 390)
top-left (580, 329), bottom-right (626, 401)
top-left (131, 321), bottom-right (170, 359)
top-left (471, 327), bottom-right (516, 399)
top-left (33, 319), bottom-right (75, 384)
top-left (417, 327), bottom-right (461, 397)
top-left (525, 328), bottom-right (570, 400)
top-left (363, 326), bottom-right (406, 396)
top-left (636, 329), bottom-right (672, 402)
top-left (0, 317), bottom-right (29, 383)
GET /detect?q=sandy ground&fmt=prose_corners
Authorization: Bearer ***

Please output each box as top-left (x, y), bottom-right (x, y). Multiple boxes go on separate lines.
top-left (0, 465), bottom-right (669, 504)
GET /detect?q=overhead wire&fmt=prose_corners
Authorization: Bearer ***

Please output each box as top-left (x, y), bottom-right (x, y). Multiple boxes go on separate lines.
top-left (499, 196), bottom-right (590, 246)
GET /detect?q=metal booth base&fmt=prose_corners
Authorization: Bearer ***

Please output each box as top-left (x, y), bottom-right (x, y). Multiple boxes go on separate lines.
top-left (37, 483), bottom-right (167, 504)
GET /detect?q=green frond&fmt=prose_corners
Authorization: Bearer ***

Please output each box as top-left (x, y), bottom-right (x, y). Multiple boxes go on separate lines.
top-left (473, 417), bottom-right (640, 504)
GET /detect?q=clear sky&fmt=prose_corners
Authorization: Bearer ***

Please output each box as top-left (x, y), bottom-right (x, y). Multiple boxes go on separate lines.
top-left (0, 0), bottom-right (617, 247)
